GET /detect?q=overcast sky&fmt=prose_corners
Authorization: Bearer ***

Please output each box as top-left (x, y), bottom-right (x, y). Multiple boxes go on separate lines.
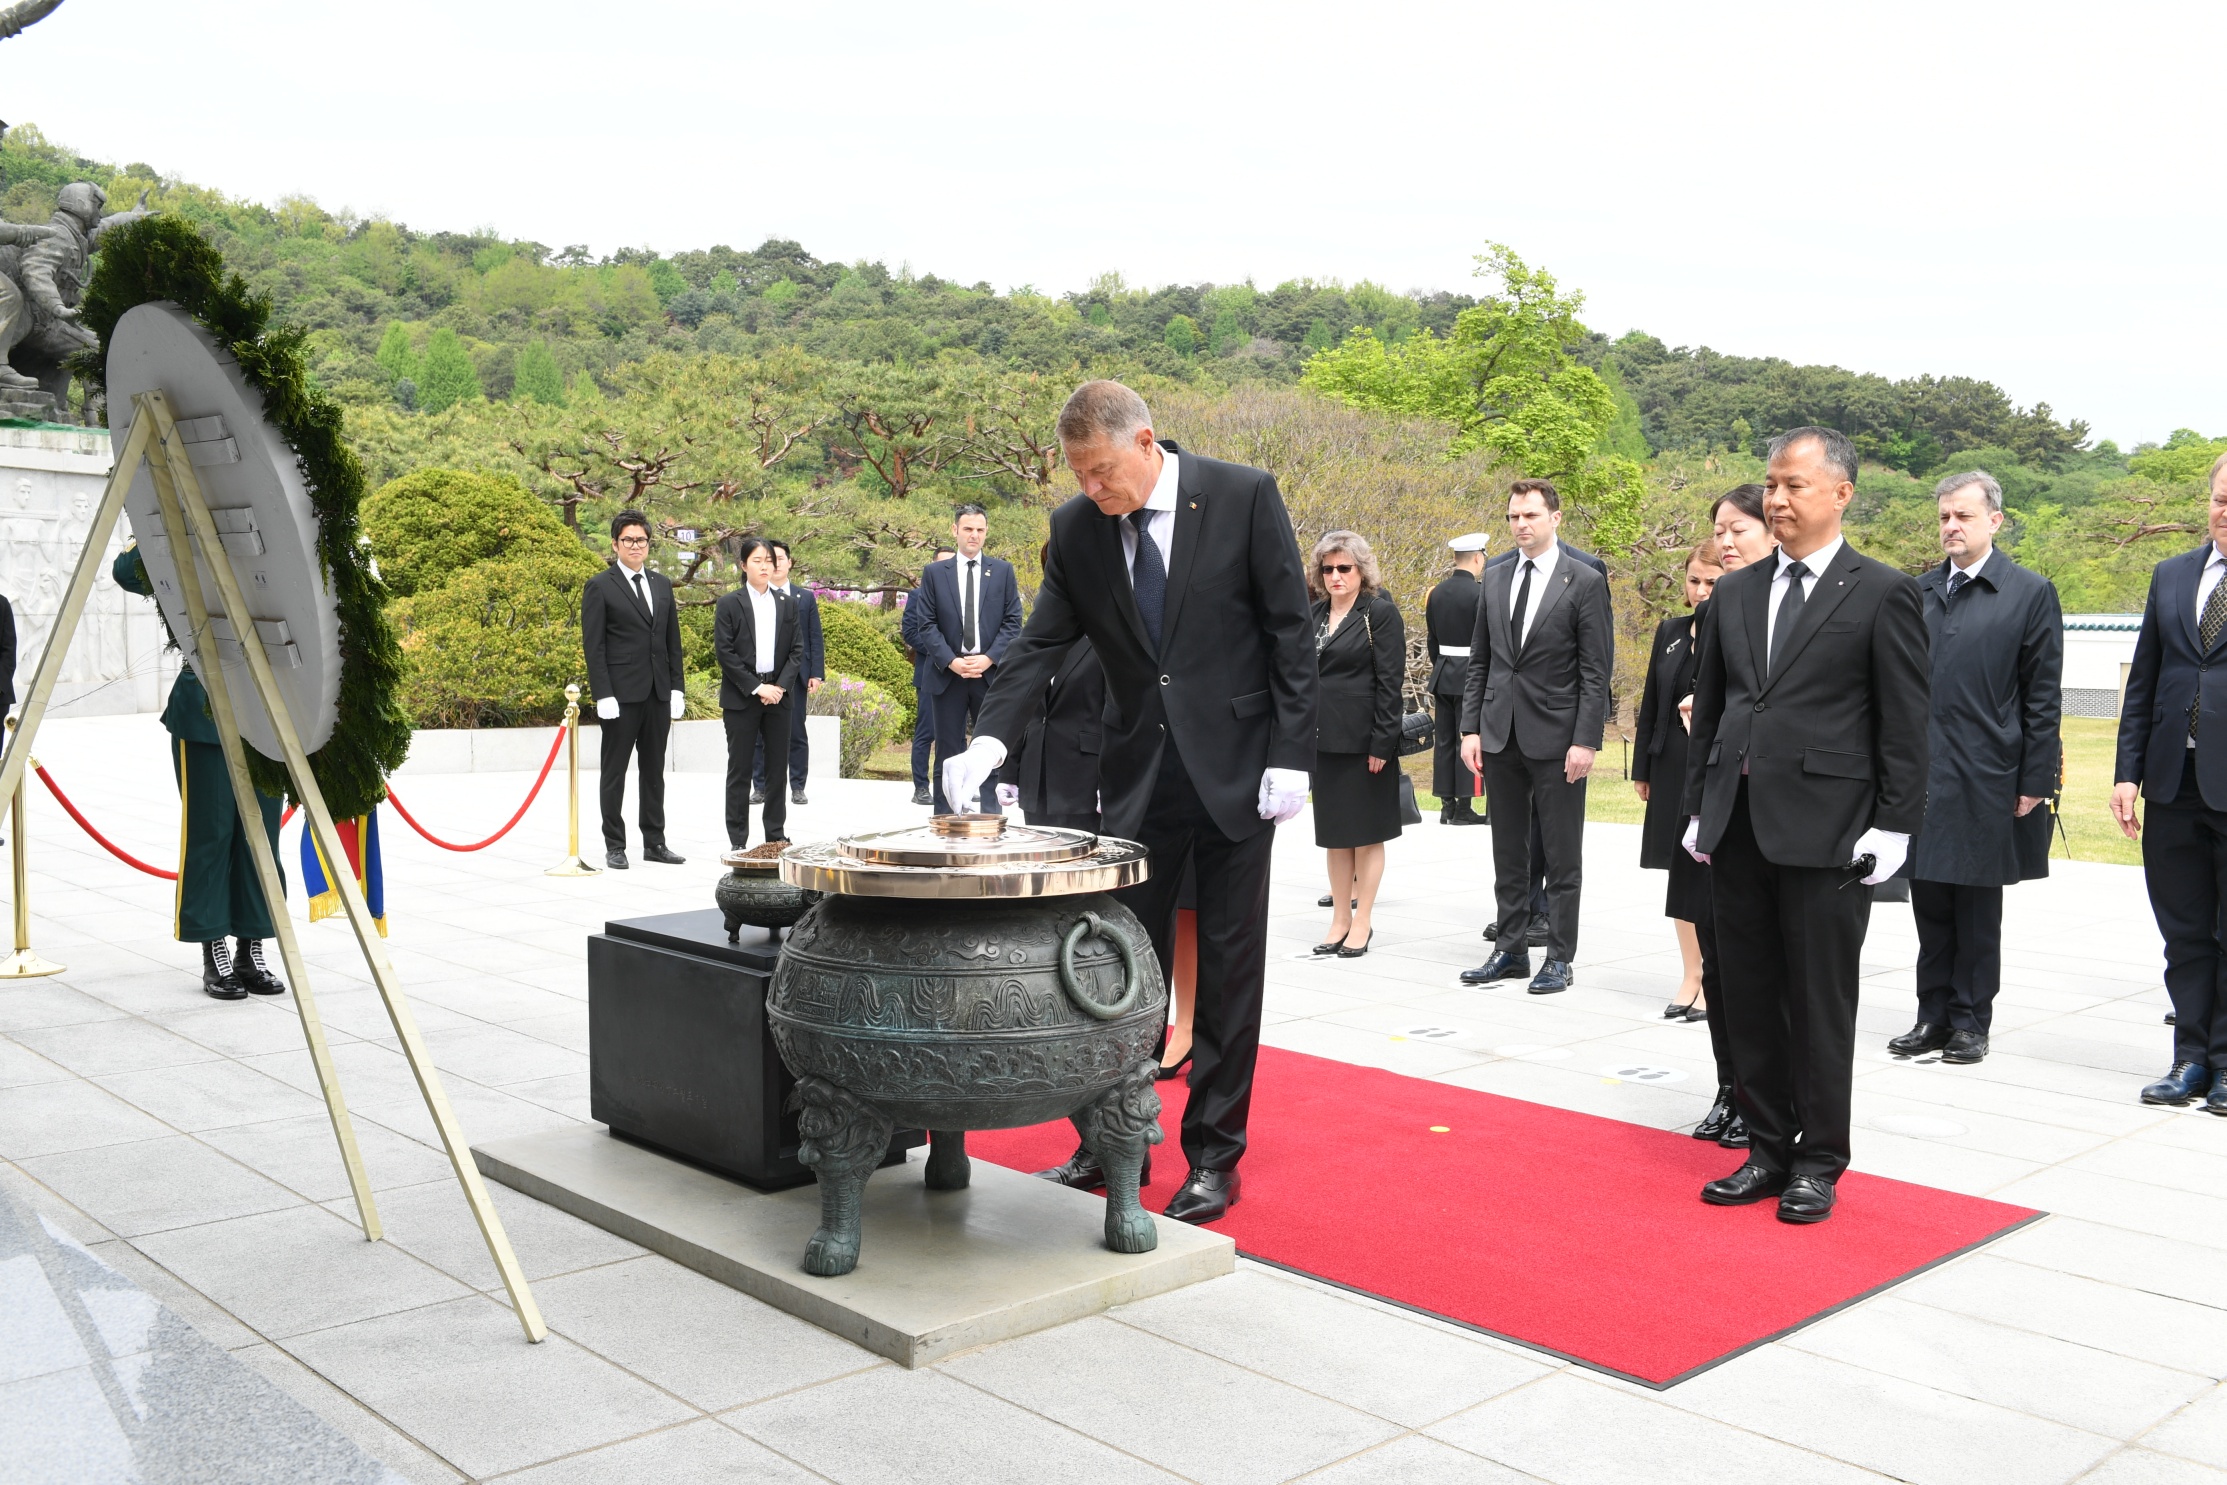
top-left (10, 0), bottom-right (2218, 447)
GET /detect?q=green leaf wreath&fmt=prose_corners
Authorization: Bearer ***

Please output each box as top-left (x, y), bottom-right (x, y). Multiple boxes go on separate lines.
top-left (75, 215), bottom-right (411, 818)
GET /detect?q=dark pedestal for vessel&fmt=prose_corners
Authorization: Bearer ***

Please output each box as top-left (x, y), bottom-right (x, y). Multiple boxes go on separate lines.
top-left (588, 909), bottom-right (919, 1190)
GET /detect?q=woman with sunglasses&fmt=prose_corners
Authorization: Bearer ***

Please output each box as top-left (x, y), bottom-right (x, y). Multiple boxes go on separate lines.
top-left (1307, 530), bottom-right (1404, 957)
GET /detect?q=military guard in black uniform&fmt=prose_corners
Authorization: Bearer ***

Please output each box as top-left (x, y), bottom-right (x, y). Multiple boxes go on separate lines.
top-left (1426, 533), bottom-right (1490, 824)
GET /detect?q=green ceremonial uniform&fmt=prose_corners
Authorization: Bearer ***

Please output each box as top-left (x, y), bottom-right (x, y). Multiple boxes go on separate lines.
top-left (114, 548), bottom-right (285, 943)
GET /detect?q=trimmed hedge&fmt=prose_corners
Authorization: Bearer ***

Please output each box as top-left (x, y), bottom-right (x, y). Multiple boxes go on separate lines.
top-left (388, 556), bottom-right (597, 728)
top-left (362, 468), bottom-right (599, 597)
top-left (818, 599), bottom-right (916, 731)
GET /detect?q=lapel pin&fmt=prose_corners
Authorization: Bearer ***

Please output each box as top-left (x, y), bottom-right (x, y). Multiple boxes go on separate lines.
top-left (1188, 501), bottom-right (1197, 509)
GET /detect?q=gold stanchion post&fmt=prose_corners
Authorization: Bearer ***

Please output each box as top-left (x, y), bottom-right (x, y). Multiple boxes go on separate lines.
top-left (0, 717), bottom-right (64, 979)
top-left (546, 683), bottom-right (600, 877)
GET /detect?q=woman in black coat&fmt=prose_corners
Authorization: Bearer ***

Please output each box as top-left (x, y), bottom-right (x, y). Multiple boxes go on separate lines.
top-left (1633, 542), bottom-right (1722, 1018)
top-left (1308, 529), bottom-right (1403, 957)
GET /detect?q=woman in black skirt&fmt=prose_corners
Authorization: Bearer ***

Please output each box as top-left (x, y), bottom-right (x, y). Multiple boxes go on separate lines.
top-left (1633, 542), bottom-right (1722, 1019)
top-left (1308, 529), bottom-right (1404, 957)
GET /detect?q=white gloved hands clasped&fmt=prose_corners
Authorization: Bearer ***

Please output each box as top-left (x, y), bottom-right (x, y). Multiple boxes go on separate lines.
top-left (670, 690), bottom-right (687, 721)
top-left (995, 783), bottom-right (1020, 810)
top-left (596, 695), bottom-right (620, 722)
top-left (1682, 816), bottom-right (1709, 865)
top-left (1258, 767), bottom-right (1310, 824)
top-left (1851, 827), bottom-right (1909, 885)
top-left (940, 736), bottom-right (1006, 814)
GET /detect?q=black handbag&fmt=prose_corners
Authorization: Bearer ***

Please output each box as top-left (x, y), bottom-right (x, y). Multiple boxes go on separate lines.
top-left (1397, 773), bottom-right (1424, 827)
top-left (1398, 711), bottom-right (1434, 757)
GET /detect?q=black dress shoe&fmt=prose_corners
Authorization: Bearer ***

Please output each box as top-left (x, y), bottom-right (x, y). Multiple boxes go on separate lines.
top-left (2166, 1011), bottom-right (2178, 1025)
top-left (1526, 923), bottom-right (1549, 947)
top-left (1718, 1113), bottom-right (1751, 1149)
top-left (1482, 923), bottom-right (1499, 941)
top-left (1941, 1030), bottom-right (1989, 1064)
top-left (1034, 1144), bottom-right (1153, 1190)
top-left (1702, 1163), bottom-right (1788, 1205)
top-left (1460, 949), bottom-right (1531, 985)
top-left (1335, 932), bottom-right (1373, 958)
top-left (912, 787), bottom-right (933, 806)
top-left (1312, 936), bottom-right (1348, 955)
top-left (1693, 1087), bottom-right (1735, 1141)
top-left (233, 938), bottom-right (286, 996)
top-left (2207, 1072), bottom-right (2227, 1117)
top-left (200, 940), bottom-right (247, 1001)
top-left (642, 843), bottom-right (686, 865)
top-left (792, 789), bottom-right (808, 806)
top-left (2142, 1062), bottom-right (2211, 1105)
top-left (1527, 959), bottom-right (1572, 995)
top-left (1441, 804), bottom-right (1486, 826)
top-left (1164, 1167), bottom-right (1239, 1223)
top-left (751, 786), bottom-right (767, 803)
top-left (606, 850), bottom-right (629, 870)
top-left (1888, 1021), bottom-right (1950, 1056)
top-left (1778, 1174), bottom-right (1836, 1223)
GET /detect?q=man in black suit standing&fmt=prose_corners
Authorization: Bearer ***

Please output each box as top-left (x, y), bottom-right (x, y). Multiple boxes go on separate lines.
top-left (751, 539), bottom-right (824, 808)
top-left (581, 509), bottom-right (687, 871)
top-left (1890, 470), bottom-right (2062, 1067)
top-left (914, 504), bottom-right (1024, 813)
top-left (1425, 533), bottom-right (1489, 825)
top-left (2113, 452), bottom-right (2227, 1113)
top-left (943, 380), bottom-right (1317, 1223)
top-left (901, 546), bottom-right (956, 807)
top-left (1459, 480), bottom-right (1615, 995)
top-left (716, 536), bottom-right (806, 850)
top-left (1684, 427), bottom-right (1929, 1223)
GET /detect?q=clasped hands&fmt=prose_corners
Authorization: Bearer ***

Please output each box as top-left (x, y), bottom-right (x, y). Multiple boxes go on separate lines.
top-left (948, 654), bottom-right (993, 680)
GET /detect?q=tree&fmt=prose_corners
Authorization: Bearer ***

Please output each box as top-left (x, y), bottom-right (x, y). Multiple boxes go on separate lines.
top-left (513, 339), bottom-right (565, 406)
top-left (417, 328), bottom-right (483, 413)
top-left (1209, 305), bottom-right (1245, 356)
top-left (375, 321), bottom-right (417, 385)
top-left (1162, 314), bottom-right (1198, 356)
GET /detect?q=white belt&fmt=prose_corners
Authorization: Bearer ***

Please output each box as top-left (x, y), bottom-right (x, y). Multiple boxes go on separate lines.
top-left (1437, 645), bottom-right (1472, 658)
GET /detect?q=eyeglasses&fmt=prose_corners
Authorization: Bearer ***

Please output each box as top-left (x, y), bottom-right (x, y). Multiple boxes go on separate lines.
top-left (615, 536), bottom-right (649, 547)
top-left (1319, 563), bottom-right (1355, 575)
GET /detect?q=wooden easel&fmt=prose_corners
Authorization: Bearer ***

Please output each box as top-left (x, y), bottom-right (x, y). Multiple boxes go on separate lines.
top-left (0, 390), bottom-right (546, 1341)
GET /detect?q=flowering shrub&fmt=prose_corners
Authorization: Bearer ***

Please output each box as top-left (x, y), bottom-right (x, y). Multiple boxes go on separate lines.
top-left (809, 673), bottom-right (903, 777)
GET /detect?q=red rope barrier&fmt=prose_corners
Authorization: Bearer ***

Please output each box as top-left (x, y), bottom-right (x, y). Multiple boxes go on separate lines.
top-left (381, 722), bottom-right (568, 852)
top-left (33, 764), bottom-right (179, 880)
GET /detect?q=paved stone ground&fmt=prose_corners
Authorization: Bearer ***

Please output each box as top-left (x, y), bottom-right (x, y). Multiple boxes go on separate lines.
top-left (2, 714), bottom-right (2224, 1484)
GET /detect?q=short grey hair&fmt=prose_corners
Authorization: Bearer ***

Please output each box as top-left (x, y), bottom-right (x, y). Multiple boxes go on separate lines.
top-left (1766, 425), bottom-right (1860, 486)
top-left (1057, 379), bottom-right (1153, 445)
top-left (1933, 469), bottom-right (2003, 512)
top-left (1307, 529), bottom-right (1382, 601)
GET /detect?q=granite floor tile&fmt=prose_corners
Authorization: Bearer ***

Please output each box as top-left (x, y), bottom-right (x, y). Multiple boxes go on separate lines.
top-left (11, 1014), bottom-right (221, 1077)
top-left (727, 1364), bottom-right (1182, 1485)
top-left (1899, 1256), bottom-right (2227, 1375)
top-left (1296, 1433), bottom-right (1540, 1484)
top-left (196, 1111), bottom-right (455, 1204)
top-left (531, 1256), bottom-right (876, 1412)
top-left (132, 1203), bottom-right (470, 1338)
top-left (20, 1135), bottom-right (301, 1238)
top-left (352, 1080), bottom-right (580, 1153)
top-left (231, 1343), bottom-right (466, 1484)
top-left (505, 1010), bottom-right (591, 1055)
top-left (502, 1418), bottom-right (826, 1484)
top-left (1989, 1216), bottom-right (2227, 1312)
top-left (83, 1235), bottom-right (259, 1351)
top-left (0, 982), bottom-right (134, 1034)
top-left (242, 1038), bottom-right (432, 1107)
top-left (942, 1315), bottom-right (1400, 1485)
top-left (146, 999), bottom-right (354, 1060)
top-left (282, 1294), bottom-right (696, 1479)
top-left (406, 977), bottom-right (586, 1026)
top-left (1989, 1167), bottom-right (2227, 1247)
top-left (334, 1177), bottom-right (642, 1290)
top-left (414, 1023), bottom-right (589, 1087)
top-left (0, 1078), bottom-right (173, 1159)
top-left (2078, 1447), bottom-right (2227, 1484)
top-left (0, 1036), bottom-right (70, 1089)
top-left (94, 1056), bottom-right (330, 1133)
top-left (2146, 1386), bottom-right (2227, 1470)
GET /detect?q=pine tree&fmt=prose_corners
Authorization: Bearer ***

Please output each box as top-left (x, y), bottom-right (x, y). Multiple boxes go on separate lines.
top-left (1209, 306), bottom-right (1245, 356)
top-left (513, 340), bottom-right (565, 407)
top-left (375, 321), bottom-right (417, 385)
top-left (416, 328), bottom-right (483, 414)
top-left (1162, 314), bottom-right (1199, 356)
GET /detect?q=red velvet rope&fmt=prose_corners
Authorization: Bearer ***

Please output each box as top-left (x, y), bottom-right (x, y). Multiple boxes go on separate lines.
top-left (380, 722), bottom-right (568, 852)
top-left (33, 764), bottom-right (179, 880)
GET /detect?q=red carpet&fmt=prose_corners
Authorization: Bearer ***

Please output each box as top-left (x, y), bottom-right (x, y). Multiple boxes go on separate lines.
top-left (969, 1047), bottom-right (2039, 1387)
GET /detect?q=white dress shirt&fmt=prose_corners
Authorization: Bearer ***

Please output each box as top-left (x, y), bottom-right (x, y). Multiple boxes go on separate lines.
top-left (622, 562), bottom-right (653, 619)
top-left (1507, 541), bottom-right (1560, 646)
top-left (1765, 535), bottom-right (1843, 656)
top-left (1950, 550), bottom-right (1989, 584)
top-left (956, 555), bottom-right (984, 654)
top-left (2197, 545), bottom-right (2227, 629)
top-left (1118, 449), bottom-right (1180, 581)
top-left (748, 584), bottom-right (777, 675)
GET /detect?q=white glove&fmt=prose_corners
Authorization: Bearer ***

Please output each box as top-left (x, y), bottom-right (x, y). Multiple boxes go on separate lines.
top-left (995, 783), bottom-right (1019, 810)
top-left (1258, 767), bottom-right (1309, 824)
top-left (1852, 827), bottom-right (1909, 885)
top-left (670, 690), bottom-right (686, 721)
top-left (596, 696), bottom-right (619, 722)
top-left (940, 736), bottom-right (1006, 813)
top-left (1682, 816), bottom-right (1709, 865)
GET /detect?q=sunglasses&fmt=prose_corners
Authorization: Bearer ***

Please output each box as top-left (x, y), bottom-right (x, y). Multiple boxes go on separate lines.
top-left (1319, 563), bottom-right (1356, 575)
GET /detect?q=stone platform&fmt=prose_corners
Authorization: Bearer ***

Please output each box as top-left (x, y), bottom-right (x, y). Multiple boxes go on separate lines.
top-left (473, 1124), bottom-right (1234, 1367)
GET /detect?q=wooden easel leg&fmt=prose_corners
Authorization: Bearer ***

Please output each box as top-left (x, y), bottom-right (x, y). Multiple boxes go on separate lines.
top-left (140, 390), bottom-right (546, 1343)
top-left (136, 403), bottom-right (384, 1245)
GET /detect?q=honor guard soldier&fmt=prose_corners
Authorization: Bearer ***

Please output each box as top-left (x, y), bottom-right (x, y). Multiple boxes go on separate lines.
top-left (113, 546), bottom-right (289, 1001)
top-left (1426, 533), bottom-right (1490, 824)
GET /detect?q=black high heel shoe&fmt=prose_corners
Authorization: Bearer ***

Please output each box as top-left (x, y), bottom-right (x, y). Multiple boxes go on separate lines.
top-left (1335, 931), bottom-right (1373, 959)
top-left (1155, 1050), bottom-right (1193, 1082)
top-left (1313, 935), bottom-right (1350, 955)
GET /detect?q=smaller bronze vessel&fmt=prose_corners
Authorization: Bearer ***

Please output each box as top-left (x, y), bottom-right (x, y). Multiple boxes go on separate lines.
top-left (715, 845), bottom-right (817, 942)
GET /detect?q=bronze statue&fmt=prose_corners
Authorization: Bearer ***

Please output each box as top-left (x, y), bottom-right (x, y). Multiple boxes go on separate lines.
top-left (0, 183), bottom-right (150, 421)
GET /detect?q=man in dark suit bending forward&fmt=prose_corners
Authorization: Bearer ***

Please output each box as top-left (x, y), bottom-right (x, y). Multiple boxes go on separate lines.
top-left (1683, 426), bottom-right (1929, 1223)
top-left (943, 380), bottom-right (1317, 1224)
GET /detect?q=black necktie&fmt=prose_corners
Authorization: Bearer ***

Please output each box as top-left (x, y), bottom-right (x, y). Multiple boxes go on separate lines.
top-left (1769, 559), bottom-right (1808, 674)
top-left (1511, 560), bottom-right (1534, 650)
top-left (1946, 570), bottom-right (1968, 601)
top-left (1129, 509), bottom-right (1165, 651)
top-left (631, 571), bottom-right (650, 620)
top-left (2193, 568), bottom-right (2227, 738)
top-left (962, 560), bottom-right (979, 652)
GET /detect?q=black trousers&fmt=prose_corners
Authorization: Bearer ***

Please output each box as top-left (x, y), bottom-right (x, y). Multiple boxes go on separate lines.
top-left (911, 702), bottom-right (935, 790)
top-left (1480, 745), bottom-right (1585, 959)
top-left (1689, 865), bottom-right (1736, 1092)
top-left (1432, 691), bottom-right (1478, 805)
top-left (1911, 879), bottom-right (2003, 1035)
top-left (2143, 752), bottom-right (2227, 1067)
top-left (1114, 744), bottom-right (1273, 1173)
top-left (598, 700), bottom-right (670, 851)
top-left (929, 672), bottom-right (991, 812)
top-left (724, 698), bottom-right (792, 848)
top-left (752, 694), bottom-right (811, 793)
top-left (1711, 779), bottom-right (1869, 1180)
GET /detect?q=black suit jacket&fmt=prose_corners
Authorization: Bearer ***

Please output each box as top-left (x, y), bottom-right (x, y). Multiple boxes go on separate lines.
top-left (1459, 549), bottom-right (1615, 758)
top-left (1684, 540), bottom-right (1931, 867)
top-left (1002, 637), bottom-right (1105, 819)
top-left (975, 440), bottom-right (1318, 842)
top-left (2117, 543), bottom-right (2227, 808)
top-left (1424, 570), bottom-right (1482, 697)
top-left (581, 564), bottom-right (684, 705)
top-left (1314, 592), bottom-right (1403, 758)
top-left (913, 551), bottom-right (1024, 696)
top-left (1631, 612), bottom-right (1700, 785)
top-left (712, 584), bottom-right (805, 710)
top-left (0, 592), bottom-right (16, 712)
top-left (786, 584), bottom-right (825, 682)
